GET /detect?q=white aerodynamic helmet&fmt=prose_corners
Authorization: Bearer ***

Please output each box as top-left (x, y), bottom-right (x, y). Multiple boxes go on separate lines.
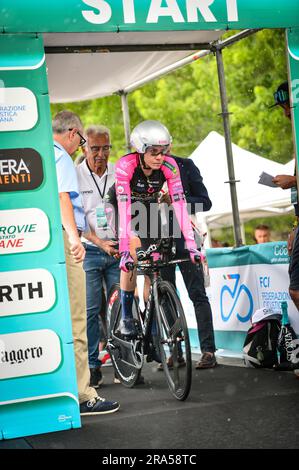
top-left (130, 120), bottom-right (172, 153)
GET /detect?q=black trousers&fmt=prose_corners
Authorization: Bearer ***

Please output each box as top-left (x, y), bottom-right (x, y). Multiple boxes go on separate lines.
top-left (161, 258), bottom-right (216, 353)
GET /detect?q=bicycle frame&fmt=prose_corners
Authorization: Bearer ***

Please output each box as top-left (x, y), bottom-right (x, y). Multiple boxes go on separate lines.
top-left (136, 257), bottom-right (189, 344)
top-left (107, 252), bottom-right (193, 398)
top-left (108, 234), bottom-right (191, 368)
top-left (107, 269), bottom-right (161, 372)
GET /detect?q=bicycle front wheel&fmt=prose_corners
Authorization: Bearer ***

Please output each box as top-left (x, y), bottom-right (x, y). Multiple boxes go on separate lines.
top-left (155, 280), bottom-right (192, 401)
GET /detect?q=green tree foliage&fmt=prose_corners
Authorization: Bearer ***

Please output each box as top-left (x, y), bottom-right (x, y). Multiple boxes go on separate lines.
top-left (211, 213), bottom-right (294, 247)
top-left (51, 29), bottom-right (293, 162)
top-left (51, 95), bottom-right (139, 161)
top-left (131, 29), bottom-right (293, 161)
top-left (50, 29), bottom-right (295, 240)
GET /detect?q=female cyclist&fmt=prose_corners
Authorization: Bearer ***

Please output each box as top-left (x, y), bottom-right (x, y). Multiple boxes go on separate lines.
top-left (112, 120), bottom-right (202, 337)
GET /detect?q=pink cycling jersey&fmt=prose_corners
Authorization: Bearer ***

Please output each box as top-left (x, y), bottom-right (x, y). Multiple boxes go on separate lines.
top-left (115, 153), bottom-right (198, 254)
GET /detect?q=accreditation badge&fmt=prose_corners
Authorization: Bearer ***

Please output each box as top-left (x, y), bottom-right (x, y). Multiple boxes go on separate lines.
top-left (96, 205), bottom-right (108, 229)
top-left (291, 187), bottom-right (298, 205)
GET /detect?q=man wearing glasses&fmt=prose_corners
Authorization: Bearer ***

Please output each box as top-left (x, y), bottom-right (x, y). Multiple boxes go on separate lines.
top-left (53, 112), bottom-right (120, 415)
top-left (76, 125), bottom-right (120, 388)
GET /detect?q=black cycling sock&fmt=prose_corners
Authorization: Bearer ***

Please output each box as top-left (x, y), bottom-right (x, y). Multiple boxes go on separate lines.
top-left (120, 290), bottom-right (134, 320)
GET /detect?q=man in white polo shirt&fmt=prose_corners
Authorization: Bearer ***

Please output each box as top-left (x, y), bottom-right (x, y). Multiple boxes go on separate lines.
top-left (76, 125), bottom-right (119, 388)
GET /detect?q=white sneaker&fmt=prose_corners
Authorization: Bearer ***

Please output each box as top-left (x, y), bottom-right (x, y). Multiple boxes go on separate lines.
top-left (294, 369), bottom-right (299, 378)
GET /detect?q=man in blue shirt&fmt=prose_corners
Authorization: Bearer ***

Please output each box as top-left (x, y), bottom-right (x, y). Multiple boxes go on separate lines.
top-left (53, 110), bottom-right (119, 415)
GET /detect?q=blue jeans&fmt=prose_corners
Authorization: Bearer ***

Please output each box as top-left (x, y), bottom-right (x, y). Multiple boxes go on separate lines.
top-left (83, 244), bottom-right (120, 368)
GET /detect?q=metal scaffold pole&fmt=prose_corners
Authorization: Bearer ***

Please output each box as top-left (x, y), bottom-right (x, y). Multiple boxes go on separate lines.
top-left (215, 46), bottom-right (244, 247)
top-left (120, 91), bottom-right (131, 153)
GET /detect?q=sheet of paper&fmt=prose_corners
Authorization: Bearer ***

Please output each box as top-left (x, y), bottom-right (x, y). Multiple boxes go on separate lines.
top-left (258, 172), bottom-right (277, 188)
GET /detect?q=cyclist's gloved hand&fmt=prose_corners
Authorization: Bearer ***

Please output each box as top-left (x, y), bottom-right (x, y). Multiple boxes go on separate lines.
top-left (120, 251), bottom-right (134, 273)
top-left (189, 247), bottom-right (203, 264)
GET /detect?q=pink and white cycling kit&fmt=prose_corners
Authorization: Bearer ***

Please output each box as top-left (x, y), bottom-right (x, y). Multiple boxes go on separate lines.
top-left (115, 153), bottom-right (201, 270)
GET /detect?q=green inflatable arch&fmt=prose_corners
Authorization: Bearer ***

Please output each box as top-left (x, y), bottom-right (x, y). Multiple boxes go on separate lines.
top-left (0, 0), bottom-right (298, 440)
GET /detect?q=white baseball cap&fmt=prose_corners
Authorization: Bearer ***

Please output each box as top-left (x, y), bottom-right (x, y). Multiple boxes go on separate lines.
top-left (251, 308), bottom-right (282, 324)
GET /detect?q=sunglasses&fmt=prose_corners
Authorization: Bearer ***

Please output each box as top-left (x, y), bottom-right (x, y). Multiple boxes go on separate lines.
top-left (146, 145), bottom-right (169, 157)
top-left (69, 128), bottom-right (87, 147)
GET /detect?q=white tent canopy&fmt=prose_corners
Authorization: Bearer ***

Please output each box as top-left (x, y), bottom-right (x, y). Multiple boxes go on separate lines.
top-left (44, 31), bottom-right (223, 103)
top-left (190, 131), bottom-right (293, 229)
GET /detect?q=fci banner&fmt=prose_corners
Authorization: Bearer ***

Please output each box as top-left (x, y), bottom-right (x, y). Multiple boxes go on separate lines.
top-left (1, 0), bottom-right (299, 32)
top-left (178, 242), bottom-right (299, 336)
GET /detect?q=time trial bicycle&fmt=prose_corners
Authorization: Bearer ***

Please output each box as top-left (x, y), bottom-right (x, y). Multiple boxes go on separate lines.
top-left (106, 238), bottom-right (199, 401)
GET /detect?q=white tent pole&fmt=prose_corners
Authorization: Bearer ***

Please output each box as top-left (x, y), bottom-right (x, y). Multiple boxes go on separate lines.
top-left (120, 91), bottom-right (131, 153)
top-left (218, 29), bottom-right (261, 50)
top-left (215, 46), bottom-right (244, 247)
top-left (123, 49), bottom-right (211, 94)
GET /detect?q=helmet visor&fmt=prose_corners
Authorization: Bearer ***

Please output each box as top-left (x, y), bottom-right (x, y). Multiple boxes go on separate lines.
top-left (145, 145), bottom-right (169, 156)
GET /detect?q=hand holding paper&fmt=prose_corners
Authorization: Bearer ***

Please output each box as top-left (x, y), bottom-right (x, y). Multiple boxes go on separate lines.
top-left (258, 172), bottom-right (278, 188)
top-left (272, 174), bottom-right (297, 190)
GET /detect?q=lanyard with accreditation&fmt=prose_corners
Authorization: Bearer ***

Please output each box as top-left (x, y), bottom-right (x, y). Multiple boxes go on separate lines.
top-left (86, 161), bottom-right (109, 229)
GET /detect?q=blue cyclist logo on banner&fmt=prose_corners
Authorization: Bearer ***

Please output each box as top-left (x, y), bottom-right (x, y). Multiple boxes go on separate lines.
top-left (220, 273), bottom-right (253, 323)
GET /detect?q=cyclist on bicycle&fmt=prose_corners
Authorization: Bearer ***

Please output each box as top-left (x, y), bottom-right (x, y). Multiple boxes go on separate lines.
top-left (109, 120), bottom-right (202, 337)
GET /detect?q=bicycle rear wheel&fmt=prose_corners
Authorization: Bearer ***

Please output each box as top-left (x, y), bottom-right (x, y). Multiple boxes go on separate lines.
top-left (106, 284), bottom-right (143, 388)
top-left (155, 280), bottom-right (192, 401)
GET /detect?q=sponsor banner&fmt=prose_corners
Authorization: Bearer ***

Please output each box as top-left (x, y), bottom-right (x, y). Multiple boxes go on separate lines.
top-left (214, 263), bottom-right (298, 332)
top-left (0, 148), bottom-right (44, 192)
top-left (0, 269), bottom-right (55, 317)
top-left (0, 33), bottom-right (81, 440)
top-left (0, 329), bottom-right (61, 379)
top-left (0, 87), bottom-right (38, 131)
top-left (177, 242), bottom-right (299, 334)
top-left (206, 242), bottom-right (289, 268)
top-left (0, 208), bottom-right (50, 254)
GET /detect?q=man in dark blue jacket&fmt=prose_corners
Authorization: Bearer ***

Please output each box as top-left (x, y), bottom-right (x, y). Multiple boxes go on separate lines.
top-left (159, 156), bottom-right (217, 369)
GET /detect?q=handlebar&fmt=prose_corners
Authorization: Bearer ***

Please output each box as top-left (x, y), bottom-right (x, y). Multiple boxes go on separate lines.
top-left (124, 240), bottom-right (201, 272)
top-left (136, 257), bottom-right (190, 272)
top-left (136, 245), bottom-right (157, 262)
